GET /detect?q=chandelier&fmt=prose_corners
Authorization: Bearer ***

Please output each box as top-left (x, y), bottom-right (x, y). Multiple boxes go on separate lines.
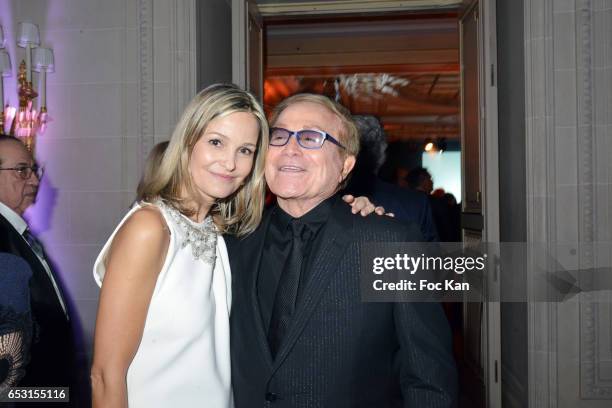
top-left (334, 73), bottom-right (410, 100)
top-left (0, 22), bottom-right (54, 153)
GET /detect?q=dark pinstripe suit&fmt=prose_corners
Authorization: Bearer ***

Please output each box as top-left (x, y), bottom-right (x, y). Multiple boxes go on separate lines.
top-left (228, 198), bottom-right (458, 408)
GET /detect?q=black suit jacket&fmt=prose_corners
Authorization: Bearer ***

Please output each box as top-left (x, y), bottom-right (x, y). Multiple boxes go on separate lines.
top-left (0, 213), bottom-right (76, 392)
top-left (228, 198), bottom-right (458, 408)
top-left (346, 175), bottom-right (439, 242)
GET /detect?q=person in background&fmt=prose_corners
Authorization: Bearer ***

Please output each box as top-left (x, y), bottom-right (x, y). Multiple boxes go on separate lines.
top-left (347, 115), bottom-right (438, 242)
top-left (405, 166), bottom-right (434, 195)
top-left (432, 187), bottom-right (446, 199)
top-left (135, 141), bottom-right (169, 202)
top-left (405, 167), bottom-right (461, 242)
top-left (0, 134), bottom-right (79, 406)
top-left (0, 253), bottom-right (33, 400)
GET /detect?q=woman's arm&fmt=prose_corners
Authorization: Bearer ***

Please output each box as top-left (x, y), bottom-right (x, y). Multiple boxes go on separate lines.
top-left (91, 207), bottom-right (170, 408)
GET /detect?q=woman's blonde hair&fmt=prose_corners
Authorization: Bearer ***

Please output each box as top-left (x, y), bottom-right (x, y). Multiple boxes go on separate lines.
top-left (139, 83), bottom-right (268, 236)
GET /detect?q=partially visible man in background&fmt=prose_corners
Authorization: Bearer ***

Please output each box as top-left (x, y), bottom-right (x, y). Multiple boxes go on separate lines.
top-left (347, 115), bottom-right (439, 242)
top-left (0, 134), bottom-right (78, 405)
top-left (406, 166), bottom-right (461, 242)
top-left (405, 166), bottom-right (434, 195)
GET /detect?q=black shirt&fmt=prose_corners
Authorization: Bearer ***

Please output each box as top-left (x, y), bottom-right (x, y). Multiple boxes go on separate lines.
top-left (257, 196), bottom-right (335, 332)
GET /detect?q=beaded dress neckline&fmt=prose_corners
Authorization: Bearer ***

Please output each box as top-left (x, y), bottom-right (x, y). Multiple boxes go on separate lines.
top-left (155, 200), bottom-right (218, 265)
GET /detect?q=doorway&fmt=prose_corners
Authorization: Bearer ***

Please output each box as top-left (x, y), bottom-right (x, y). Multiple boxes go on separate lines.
top-left (232, 1), bottom-right (500, 406)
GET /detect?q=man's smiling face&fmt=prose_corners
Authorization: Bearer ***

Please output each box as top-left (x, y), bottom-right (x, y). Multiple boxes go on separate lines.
top-left (265, 101), bottom-right (355, 212)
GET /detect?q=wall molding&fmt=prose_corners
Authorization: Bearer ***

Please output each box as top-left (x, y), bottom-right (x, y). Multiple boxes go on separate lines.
top-left (169, 0), bottom-right (197, 125)
top-left (138, 0), bottom-right (155, 170)
top-left (257, 0), bottom-right (462, 16)
top-left (579, 0), bottom-right (612, 397)
top-left (138, 0), bottom-right (197, 170)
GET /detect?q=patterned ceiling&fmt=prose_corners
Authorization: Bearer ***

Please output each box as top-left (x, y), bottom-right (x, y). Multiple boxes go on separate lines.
top-left (264, 14), bottom-right (461, 141)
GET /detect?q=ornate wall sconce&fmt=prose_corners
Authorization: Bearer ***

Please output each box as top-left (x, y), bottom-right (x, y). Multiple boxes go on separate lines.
top-left (0, 22), bottom-right (54, 153)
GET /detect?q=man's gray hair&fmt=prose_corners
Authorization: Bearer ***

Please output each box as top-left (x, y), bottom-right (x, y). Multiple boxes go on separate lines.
top-left (352, 115), bottom-right (388, 175)
top-left (0, 134), bottom-right (24, 166)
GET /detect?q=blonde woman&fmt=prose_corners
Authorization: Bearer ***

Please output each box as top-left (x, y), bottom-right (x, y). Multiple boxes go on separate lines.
top-left (91, 84), bottom-right (379, 408)
top-left (91, 84), bottom-right (268, 408)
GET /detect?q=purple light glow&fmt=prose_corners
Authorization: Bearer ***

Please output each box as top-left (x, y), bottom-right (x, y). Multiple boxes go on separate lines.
top-left (23, 170), bottom-right (58, 235)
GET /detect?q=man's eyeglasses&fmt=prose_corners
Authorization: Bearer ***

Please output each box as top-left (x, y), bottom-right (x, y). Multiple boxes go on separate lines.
top-left (0, 165), bottom-right (44, 180)
top-left (269, 127), bottom-right (346, 150)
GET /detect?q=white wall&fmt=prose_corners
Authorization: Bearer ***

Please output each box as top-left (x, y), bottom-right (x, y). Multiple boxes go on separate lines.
top-left (0, 0), bottom-right (197, 356)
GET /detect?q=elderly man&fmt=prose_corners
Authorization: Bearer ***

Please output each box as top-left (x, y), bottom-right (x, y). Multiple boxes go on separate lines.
top-left (0, 135), bottom-right (77, 399)
top-left (228, 95), bottom-right (457, 407)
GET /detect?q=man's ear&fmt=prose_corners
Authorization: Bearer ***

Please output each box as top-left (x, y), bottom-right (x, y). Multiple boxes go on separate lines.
top-left (340, 155), bottom-right (356, 180)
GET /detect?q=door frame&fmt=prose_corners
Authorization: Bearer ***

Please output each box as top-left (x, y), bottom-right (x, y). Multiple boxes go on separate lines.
top-left (256, 0), bottom-right (464, 16)
top-left (232, 0), bottom-right (249, 88)
top-left (476, 0), bottom-right (501, 406)
top-left (458, 1), bottom-right (500, 404)
top-left (232, 0), bottom-right (264, 98)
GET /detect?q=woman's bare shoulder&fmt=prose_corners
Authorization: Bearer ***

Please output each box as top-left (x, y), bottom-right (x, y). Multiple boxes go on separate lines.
top-left (112, 206), bottom-right (170, 253)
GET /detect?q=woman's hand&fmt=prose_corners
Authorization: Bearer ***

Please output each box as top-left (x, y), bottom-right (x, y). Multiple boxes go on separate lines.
top-left (342, 195), bottom-right (395, 217)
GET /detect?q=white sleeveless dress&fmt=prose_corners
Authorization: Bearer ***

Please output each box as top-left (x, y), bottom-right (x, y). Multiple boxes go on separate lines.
top-left (93, 200), bottom-right (233, 408)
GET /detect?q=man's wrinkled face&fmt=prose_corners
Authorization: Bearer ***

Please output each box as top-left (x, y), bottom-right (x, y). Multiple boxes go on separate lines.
top-left (265, 101), bottom-right (355, 210)
top-left (0, 140), bottom-right (40, 215)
